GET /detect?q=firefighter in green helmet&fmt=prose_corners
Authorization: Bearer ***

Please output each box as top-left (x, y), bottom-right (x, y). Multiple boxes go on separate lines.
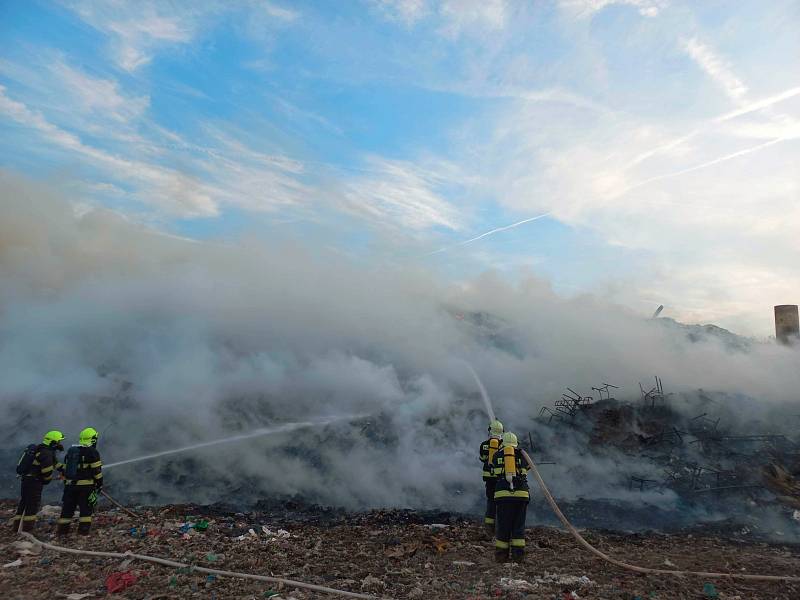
top-left (57, 427), bottom-right (103, 536)
top-left (11, 430), bottom-right (65, 532)
top-left (491, 432), bottom-right (530, 563)
top-left (479, 419), bottom-right (504, 534)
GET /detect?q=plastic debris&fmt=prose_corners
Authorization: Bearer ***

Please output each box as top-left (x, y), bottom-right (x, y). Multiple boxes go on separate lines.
top-left (10, 540), bottom-right (41, 556)
top-left (195, 519), bottom-right (210, 531)
top-left (3, 559), bottom-right (23, 568)
top-left (703, 582), bottom-right (719, 598)
top-left (499, 578), bottom-right (538, 592)
top-left (65, 594), bottom-right (94, 599)
top-left (38, 504), bottom-right (61, 518)
top-left (360, 575), bottom-right (385, 593)
top-left (263, 591), bottom-right (280, 598)
top-left (105, 571), bottom-right (138, 594)
top-left (452, 560), bottom-right (475, 566)
top-left (205, 552), bottom-right (219, 562)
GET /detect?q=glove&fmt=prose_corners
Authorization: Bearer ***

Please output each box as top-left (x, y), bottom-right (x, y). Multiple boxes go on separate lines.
top-left (506, 473), bottom-right (514, 491)
top-left (88, 490), bottom-right (98, 508)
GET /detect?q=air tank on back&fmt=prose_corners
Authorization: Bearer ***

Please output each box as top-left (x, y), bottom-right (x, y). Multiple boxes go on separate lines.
top-left (774, 305), bottom-right (799, 345)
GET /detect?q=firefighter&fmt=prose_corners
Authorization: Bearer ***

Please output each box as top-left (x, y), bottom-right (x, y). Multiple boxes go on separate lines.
top-left (57, 427), bottom-right (102, 536)
top-left (11, 431), bottom-right (65, 532)
top-left (491, 431), bottom-right (529, 563)
top-left (479, 419), bottom-right (504, 534)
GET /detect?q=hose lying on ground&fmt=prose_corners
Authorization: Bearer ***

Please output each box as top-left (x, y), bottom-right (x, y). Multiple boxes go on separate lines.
top-left (520, 449), bottom-right (800, 583)
top-left (19, 532), bottom-right (379, 599)
top-left (100, 490), bottom-right (140, 520)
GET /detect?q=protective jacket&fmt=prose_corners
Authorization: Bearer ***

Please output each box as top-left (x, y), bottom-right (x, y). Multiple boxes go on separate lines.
top-left (26, 444), bottom-right (58, 484)
top-left (491, 445), bottom-right (530, 500)
top-left (65, 446), bottom-right (103, 488)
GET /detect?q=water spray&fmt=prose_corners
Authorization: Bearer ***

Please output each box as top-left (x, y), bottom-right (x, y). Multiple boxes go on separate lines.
top-left (463, 361), bottom-right (496, 422)
top-left (104, 415), bottom-right (360, 470)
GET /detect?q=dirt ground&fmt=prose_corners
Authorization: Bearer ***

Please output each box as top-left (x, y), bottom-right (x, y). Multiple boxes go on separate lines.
top-left (1, 500), bottom-right (799, 600)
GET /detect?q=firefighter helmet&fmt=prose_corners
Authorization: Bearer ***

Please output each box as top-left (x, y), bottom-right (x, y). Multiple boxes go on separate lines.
top-left (43, 430), bottom-right (65, 446)
top-left (488, 420), bottom-right (504, 436)
top-left (502, 432), bottom-right (518, 448)
top-left (79, 427), bottom-right (99, 447)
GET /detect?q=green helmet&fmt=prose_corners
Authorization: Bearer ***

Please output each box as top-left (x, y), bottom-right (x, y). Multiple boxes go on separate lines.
top-left (79, 427), bottom-right (99, 447)
top-left (488, 420), bottom-right (504, 437)
top-left (502, 432), bottom-right (518, 448)
top-left (43, 430), bottom-right (65, 446)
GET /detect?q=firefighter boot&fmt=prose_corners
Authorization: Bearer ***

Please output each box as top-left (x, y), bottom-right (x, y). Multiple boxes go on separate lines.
top-left (77, 517), bottom-right (92, 535)
top-left (56, 519), bottom-right (72, 536)
top-left (510, 547), bottom-right (525, 563)
top-left (21, 516), bottom-right (36, 532)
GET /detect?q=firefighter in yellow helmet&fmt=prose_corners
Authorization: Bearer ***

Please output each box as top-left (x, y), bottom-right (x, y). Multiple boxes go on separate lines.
top-left (479, 419), bottom-right (504, 534)
top-left (490, 432), bottom-right (530, 563)
top-left (11, 431), bottom-right (65, 532)
top-left (57, 427), bottom-right (103, 536)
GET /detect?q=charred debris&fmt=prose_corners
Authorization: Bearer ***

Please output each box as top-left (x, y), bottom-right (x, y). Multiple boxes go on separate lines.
top-left (534, 377), bottom-right (800, 513)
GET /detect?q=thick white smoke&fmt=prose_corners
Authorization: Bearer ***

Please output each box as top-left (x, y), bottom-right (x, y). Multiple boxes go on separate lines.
top-left (1, 172), bottom-right (798, 513)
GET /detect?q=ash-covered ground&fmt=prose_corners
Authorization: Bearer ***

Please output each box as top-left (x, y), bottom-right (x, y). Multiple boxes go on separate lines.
top-left (2, 499), bottom-right (800, 600)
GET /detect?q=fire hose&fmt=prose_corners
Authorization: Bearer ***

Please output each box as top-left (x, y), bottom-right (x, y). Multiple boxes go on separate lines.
top-left (520, 449), bottom-right (800, 583)
top-left (19, 532), bottom-right (379, 599)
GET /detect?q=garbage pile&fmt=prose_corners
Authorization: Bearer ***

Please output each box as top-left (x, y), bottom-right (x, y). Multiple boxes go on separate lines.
top-left (534, 377), bottom-right (800, 520)
top-left (2, 500), bottom-right (800, 599)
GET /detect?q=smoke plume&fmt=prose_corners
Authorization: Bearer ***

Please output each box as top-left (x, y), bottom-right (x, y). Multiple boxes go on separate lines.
top-left (1, 172), bottom-right (798, 517)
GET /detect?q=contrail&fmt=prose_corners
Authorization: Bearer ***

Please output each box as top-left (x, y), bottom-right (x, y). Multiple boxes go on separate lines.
top-left (622, 137), bottom-right (786, 194)
top-left (428, 212), bottom-right (550, 256)
top-left (625, 85), bottom-right (800, 171)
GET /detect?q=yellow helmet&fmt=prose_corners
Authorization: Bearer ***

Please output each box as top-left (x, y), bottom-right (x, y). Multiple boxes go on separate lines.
top-left (43, 430), bottom-right (65, 446)
top-left (79, 427), bottom-right (99, 447)
top-left (488, 420), bottom-right (504, 436)
top-left (502, 432), bottom-right (518, 448)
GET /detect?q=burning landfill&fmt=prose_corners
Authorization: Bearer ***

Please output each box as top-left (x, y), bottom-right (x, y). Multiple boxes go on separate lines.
top-left (2, 177), bottom-right (800, 598)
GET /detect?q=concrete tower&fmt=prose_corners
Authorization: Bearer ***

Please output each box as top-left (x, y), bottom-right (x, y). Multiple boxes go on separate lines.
top-left (774, 305), bottom-right (799, 345)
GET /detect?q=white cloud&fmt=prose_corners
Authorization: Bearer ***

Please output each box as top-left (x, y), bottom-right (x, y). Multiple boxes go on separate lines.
top-left (52, 61), bottom-right (150, 122)
top-left (0, 85), bottom-right (217, 217)
top-left (683, 38), bottom-right (749, 104)
top-left (64, 1), bottom-right (195, 71)
top-left (342, 157), bottom-right (463, 231)
top-left (372, 0), bottom-right (510, 36)
top-left (559, 0), bottom-right (667, 18)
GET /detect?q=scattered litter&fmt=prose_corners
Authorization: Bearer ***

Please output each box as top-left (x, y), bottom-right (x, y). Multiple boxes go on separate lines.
top-left (195, 519), bottom-right (210, 531)
top-left (64, 594), bottom-right (94, 600)
top-left (205, 553), bottom-right (219, 562)
top-left (499, 577), bottom-right (538, 592)
top-left (426, 523), bottom-right (448, 529)
top-left (10, 540), bottom-right (41, 556)
top-left (533, 573), bottom-right (593, 587)
top-left (105, 571), bottom-right (138, 594)
top-left (452, 560), bottom-right (475, 566)
top-left (563, 592), bottom-right (580, 600)
top-left (663, 558), bottom-right (676, 567)
top-left (261, 526), bottom-right (291, 539)
top-left (38, 505), bottom-right (61, 518)
top-left (3, 559), bottom-right (23, 568)
top-left (703, 582), bottom-right (719, 598)
top-left (360, 575), bottom-right (385, 593)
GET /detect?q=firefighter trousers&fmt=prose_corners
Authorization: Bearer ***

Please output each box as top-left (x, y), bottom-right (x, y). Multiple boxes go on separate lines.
top-left (57, 486), bottom-right (94, 535)
top-left (484, 479), bottom-right (497, 526)
top-left (495, 498), bottom-right (528, 560)
top-left (12, 477), bottom-right (43, 532)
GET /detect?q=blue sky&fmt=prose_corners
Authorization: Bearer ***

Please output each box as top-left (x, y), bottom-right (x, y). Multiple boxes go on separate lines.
top-left (1, 0), bottom-right (798, 335)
